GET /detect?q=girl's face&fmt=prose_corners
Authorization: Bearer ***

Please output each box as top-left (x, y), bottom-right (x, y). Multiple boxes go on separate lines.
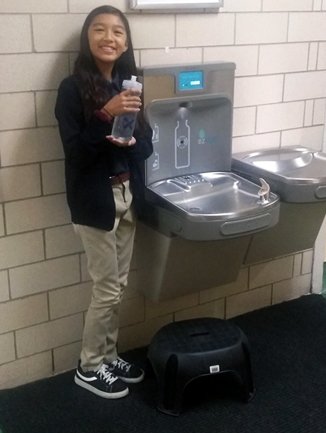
top-left (87, 13), bottom-right (128, 76)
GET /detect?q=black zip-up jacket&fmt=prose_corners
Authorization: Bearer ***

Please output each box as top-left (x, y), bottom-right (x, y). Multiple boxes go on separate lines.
top-left (55, 75), bottom-right (153, 231)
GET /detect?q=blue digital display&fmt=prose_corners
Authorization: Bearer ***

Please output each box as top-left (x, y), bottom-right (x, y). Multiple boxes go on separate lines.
top-left (178, 70), bottom-right (204, 91)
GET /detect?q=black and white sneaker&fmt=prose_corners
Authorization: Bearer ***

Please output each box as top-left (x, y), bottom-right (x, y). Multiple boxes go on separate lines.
top-left (106, 357), bottom-right (145, 384)
top-left (74, 362), bottom-right (129, 399)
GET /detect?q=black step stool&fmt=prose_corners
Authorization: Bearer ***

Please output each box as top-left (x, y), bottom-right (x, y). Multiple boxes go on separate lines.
top-left (148, 317), bottom-right (255, 415)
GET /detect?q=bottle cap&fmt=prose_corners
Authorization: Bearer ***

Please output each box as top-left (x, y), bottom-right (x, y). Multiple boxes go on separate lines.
top-left (122, 76), bottom-right (142, 92)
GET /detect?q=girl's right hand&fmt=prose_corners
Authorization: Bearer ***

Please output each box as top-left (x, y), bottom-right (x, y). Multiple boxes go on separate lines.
top-left (103, 90), bottom-right (141, 117)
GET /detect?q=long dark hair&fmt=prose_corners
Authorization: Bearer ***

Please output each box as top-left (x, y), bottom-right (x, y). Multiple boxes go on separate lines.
top-left (74, 5), bottom-right (137, 120)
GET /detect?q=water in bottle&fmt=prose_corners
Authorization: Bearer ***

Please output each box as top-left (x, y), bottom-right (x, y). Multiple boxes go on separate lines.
top-left (111, 75), bottom-right (142, 142)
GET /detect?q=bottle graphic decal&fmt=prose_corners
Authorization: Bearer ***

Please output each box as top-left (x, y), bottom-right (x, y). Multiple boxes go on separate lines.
top-left (175, 119), bottom-right (190, 169)
top-left (152, 123), bottom-right (160, 171)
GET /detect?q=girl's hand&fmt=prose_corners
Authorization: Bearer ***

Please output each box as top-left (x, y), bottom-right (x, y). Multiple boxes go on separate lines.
top-left (106, 135), bottom-right (136, 147)
top-left (103, 89), bottom-right (141, 117)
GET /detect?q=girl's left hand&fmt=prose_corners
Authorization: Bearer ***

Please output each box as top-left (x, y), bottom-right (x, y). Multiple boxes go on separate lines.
top-left (106, 135), bottom-right (136, 147)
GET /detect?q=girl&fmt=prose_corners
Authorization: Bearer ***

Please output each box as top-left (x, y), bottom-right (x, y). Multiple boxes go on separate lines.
top-left (55, 5), bottom-right (153, 399)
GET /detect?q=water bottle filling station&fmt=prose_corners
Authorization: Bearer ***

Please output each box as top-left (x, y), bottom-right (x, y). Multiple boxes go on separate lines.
top-left (135, 63), bottom-right (280, 300)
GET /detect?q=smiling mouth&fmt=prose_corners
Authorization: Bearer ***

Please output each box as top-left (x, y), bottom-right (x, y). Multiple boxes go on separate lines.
top-left (101, 46), bottom-right (115, 53)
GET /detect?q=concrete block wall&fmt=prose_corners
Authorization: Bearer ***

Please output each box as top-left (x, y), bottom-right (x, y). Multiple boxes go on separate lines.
top-left (0, 0), bottom-right (325, 389)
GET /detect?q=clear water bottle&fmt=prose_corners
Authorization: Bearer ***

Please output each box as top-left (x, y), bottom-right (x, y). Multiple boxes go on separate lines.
top-left (111, 75), bottom-right (142, 142)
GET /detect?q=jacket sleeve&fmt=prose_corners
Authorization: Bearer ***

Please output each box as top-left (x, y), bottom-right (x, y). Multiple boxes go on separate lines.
top-left (55, 77), bottom-right (113, 169)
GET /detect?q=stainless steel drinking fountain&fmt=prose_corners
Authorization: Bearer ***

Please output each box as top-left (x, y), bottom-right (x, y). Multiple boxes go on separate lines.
top-left (232, 146), bottom-right (326, 263)
top-left (135, 63), bottom-right (280, 300)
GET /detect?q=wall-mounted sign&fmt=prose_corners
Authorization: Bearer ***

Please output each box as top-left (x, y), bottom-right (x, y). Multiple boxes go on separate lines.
top-left (130, 0), bottom-right (223, 9)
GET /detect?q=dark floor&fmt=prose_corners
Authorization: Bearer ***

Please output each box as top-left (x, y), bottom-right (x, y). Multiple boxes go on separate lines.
top-left (1, 294), bottom-right (326, 433)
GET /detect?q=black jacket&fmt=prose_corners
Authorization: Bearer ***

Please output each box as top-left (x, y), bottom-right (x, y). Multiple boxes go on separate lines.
top-left (55, 75), bottom-right (153, 231)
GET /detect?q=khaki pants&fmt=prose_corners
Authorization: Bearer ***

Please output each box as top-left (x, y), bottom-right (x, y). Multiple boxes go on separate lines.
top-left (74, 181), bottom-right (136, 371)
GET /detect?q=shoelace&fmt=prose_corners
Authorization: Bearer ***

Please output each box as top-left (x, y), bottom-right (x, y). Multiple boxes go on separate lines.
top-left (97, 364), bottom-right (118, 385)
top-left (111, 358), bottom-right (131, 372)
